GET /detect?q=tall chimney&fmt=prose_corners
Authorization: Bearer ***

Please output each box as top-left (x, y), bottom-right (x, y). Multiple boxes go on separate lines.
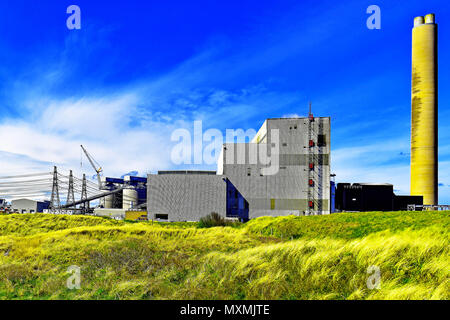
top-left (411, 13), bottom-right (438, 205)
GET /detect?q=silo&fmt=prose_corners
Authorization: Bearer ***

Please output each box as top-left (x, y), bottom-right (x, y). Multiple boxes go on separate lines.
top-left (411, 14), bottom-right (438, 205)
top-left (102, 194), bottom-right (114, 208)
top-left (123, 188), bottom-right (138, 210)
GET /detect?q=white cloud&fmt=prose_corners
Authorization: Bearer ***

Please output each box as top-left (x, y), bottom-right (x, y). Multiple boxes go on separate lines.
top-left (0, 83), bottom-right (280, 198)
top-left (0, 93), bottom-right (180, 190)
top-left (332, 139), bottom-right (410, 194)
top-left (281, 113), bottom-right (304, 118)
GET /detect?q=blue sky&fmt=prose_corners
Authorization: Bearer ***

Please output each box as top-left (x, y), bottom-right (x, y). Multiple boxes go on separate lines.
top-left (0, 0), bottom-right (449, 203)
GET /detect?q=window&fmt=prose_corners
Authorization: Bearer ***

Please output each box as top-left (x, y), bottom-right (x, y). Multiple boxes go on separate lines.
top-left (318, 134), bottom-right (326, 147)
top-left (282, 143), bottom-right (287, 147)
top-left (155, 214), bottom-right (169, 220)
top-left (270, 199), bottom-right (275, 210)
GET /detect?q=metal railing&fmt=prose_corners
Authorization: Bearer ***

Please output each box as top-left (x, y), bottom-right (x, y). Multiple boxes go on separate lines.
top-left (407, 204), bottom-right (450, 211)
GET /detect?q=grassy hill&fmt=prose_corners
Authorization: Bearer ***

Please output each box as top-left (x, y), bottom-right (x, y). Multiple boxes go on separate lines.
top-left (0, 211), bottom-right (448, 300)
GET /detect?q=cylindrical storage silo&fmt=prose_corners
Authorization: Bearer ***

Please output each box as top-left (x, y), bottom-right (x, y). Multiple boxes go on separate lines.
top-left (122, 188), bottom-right (138, 210)
top-left (411, 13), bottom-right (438, 205)
top-left (102, 194), bottom-right (114, 208)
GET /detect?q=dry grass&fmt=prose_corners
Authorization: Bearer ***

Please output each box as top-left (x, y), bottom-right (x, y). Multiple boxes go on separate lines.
top-left (0, 211), bottom-right (448, 300)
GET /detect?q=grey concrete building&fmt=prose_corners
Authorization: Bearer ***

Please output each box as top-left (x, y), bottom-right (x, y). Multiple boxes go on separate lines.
top-left (219, 117), bottom-right (331, 218)
top-left (11, 199), bottom-right (50, 213)
top-left (147, 116), bottom-right (331, 221)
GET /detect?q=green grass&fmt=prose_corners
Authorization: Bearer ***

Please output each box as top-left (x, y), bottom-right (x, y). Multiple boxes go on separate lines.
top-left (0, 211), bottom-right (448, 300)
top-left (241, 210), bottom-right (449, 239)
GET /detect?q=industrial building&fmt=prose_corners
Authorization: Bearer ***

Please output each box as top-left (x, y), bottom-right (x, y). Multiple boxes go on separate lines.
top-left (91, 175), bottom-right (147, 219)
top-left (11, 199), bottom-right (50, 213)
top-left (411, 14), bottom-right (438, 205)
top-left (0, 198), bottom-right (8, 212)
top-left (335, 183), bottom-right (423, 212)
top-left (147, 116), bottom-right (331, 221)
top-left (99, 175), bottom-right (147, 209)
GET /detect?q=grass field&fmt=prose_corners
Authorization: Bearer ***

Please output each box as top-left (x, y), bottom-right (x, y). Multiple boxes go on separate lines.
top-left (0, 211), bottom-right (448, 300)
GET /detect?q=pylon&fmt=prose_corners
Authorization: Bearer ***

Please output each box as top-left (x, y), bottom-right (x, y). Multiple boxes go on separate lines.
top-left (50, 166), bottom-right (61, 209)
top-left (66, 170), bottom-right (75, 207)
top-left (81, 173), bottom-right (89, 213)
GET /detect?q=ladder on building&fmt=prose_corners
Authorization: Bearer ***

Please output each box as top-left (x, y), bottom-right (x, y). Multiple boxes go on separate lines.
top-left (306, 103), bottom-right (324, 215)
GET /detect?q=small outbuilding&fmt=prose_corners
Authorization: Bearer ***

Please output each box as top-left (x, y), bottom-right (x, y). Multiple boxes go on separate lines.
top-left (11, 199), bottom-right (50, 213)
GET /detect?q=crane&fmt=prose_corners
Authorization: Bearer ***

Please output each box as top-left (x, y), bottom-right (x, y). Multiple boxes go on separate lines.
top-left (80, 145), bottom-right (103, 189)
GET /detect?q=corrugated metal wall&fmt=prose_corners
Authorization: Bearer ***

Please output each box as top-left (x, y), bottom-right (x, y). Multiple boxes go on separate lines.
top-left (147, 174), bottom-right (226, 221)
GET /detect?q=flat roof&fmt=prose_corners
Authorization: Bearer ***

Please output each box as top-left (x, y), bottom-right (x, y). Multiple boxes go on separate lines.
top-left (157, 170), bottom-right (216, 175)
top-left (266, 116), bottom-right (330, 120)
top-left (354, 183), bottom-right (393, 186)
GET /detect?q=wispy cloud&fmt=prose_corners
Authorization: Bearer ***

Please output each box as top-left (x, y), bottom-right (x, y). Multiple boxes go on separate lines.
top-left (332, 139), bottom-right (410, 195)
top-left (0, 61), bottom-right (298, 186)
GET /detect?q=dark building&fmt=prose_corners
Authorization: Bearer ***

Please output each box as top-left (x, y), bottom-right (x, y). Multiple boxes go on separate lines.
top-left (336, 183), bottom-right (394, 211)
top-left (393, 195), bottom-right (423, 211)
top-left (335, 183), bottom-right (423, 212)
top-left (0, 198), bottom-right (7, 210)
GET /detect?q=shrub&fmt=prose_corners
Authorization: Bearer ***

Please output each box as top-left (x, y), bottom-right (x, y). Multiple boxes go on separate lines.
top-left (198, 212), bottom-right (236, 228)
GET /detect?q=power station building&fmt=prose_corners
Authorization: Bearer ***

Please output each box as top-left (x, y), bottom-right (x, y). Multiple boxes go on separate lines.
top-left (411, 13), bottom-right (438, 205)
top-left (11, 199), bottom-right (50, 213)
top-left (335, 183), bottom-right (423, 212)
top-left (99, 175), bottom-right (147, 210)
top-left (147, 116), bottom-right (331, 221)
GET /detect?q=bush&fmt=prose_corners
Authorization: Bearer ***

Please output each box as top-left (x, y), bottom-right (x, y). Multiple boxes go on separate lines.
top-left (198, 212), bottom-right (236, 228)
